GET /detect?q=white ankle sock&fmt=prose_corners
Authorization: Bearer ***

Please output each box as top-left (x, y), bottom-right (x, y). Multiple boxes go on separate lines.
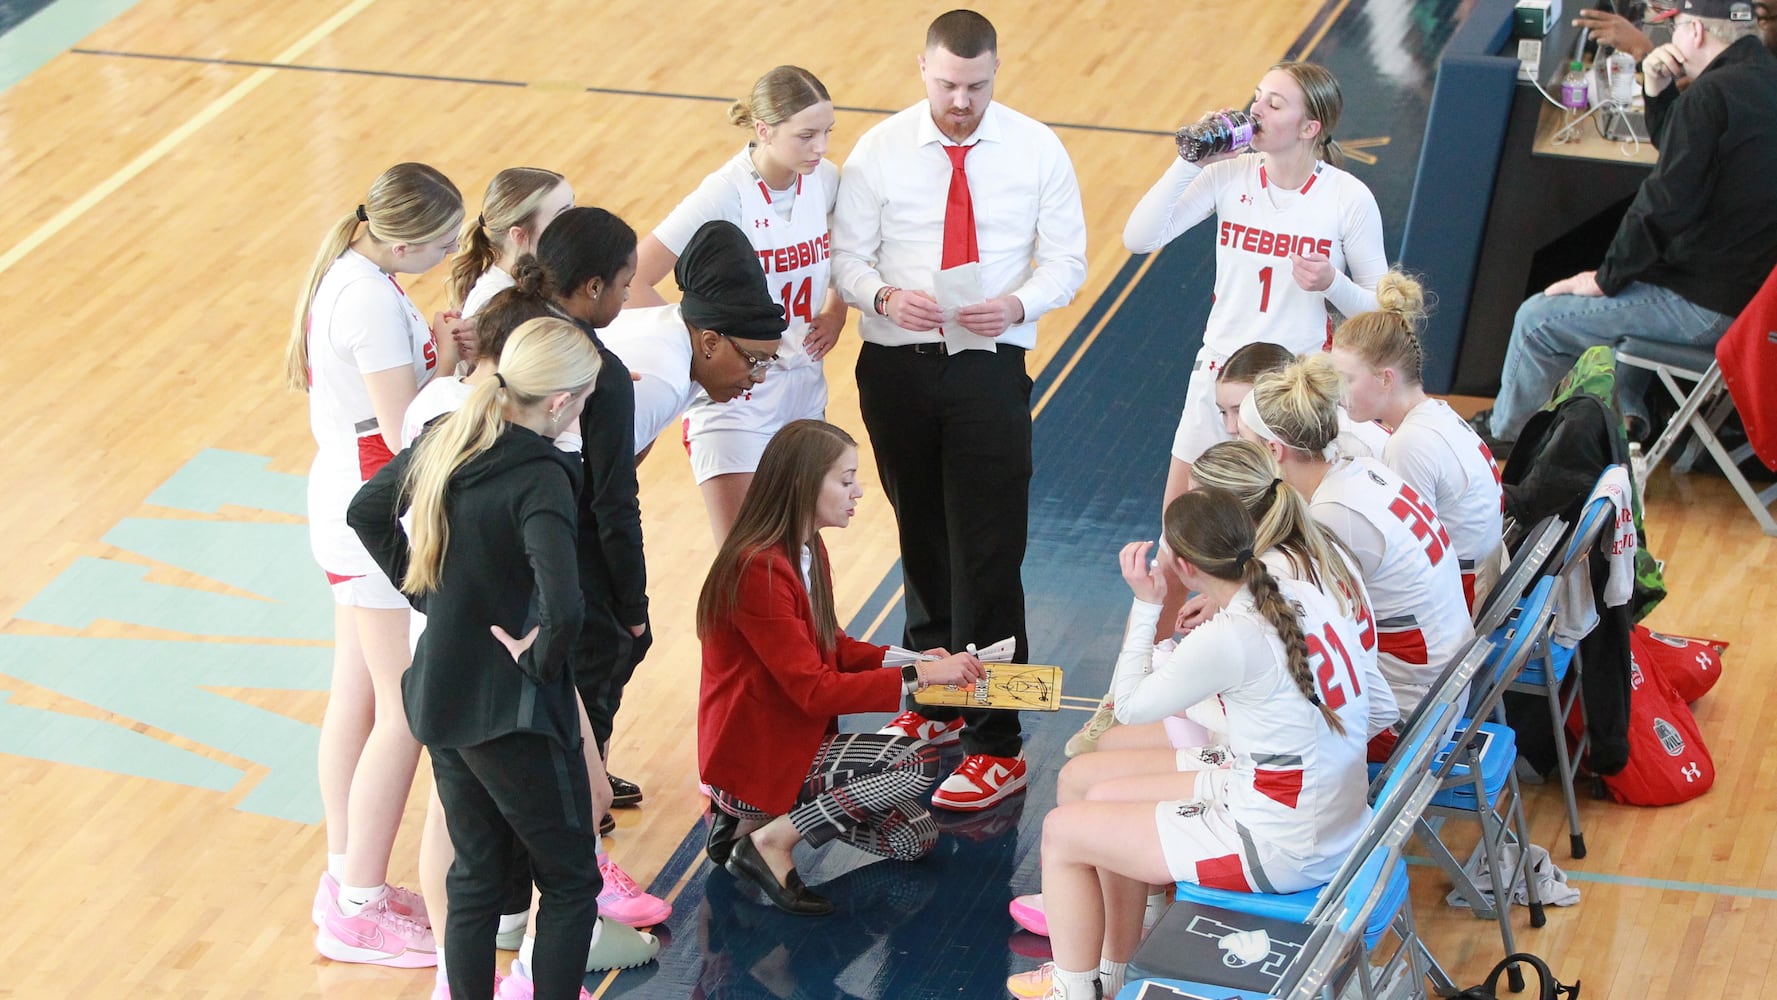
top-left (1099, 959), bottom-right (1127, 995)
top-left (1142, 890), bottom-right (1170, 931)
top-left (337, 882), bottom-right (386, 916)
top-left (518, 935), bottom-right (535, 972)
top-left (326, 853), bottom-right (347, 880)
top-left (498, 911), bottom-right (529, 935)
top-left (1053, 966), bottom-right (1099, 999)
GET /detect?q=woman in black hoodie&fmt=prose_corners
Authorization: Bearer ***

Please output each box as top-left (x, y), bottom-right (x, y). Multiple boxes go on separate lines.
top-left (349, 316), bottom-right (601, 1000)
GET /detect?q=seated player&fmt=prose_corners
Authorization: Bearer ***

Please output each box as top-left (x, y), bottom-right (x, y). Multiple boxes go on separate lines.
top-left (1007, 489), bottom-right (1375, 1000)
top-left (1330, 273), bottom-right (1505, 609)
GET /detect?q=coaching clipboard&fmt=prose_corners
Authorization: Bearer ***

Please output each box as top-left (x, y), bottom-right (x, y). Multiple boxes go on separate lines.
top-left (913, 664), bottom-right (1064, 712)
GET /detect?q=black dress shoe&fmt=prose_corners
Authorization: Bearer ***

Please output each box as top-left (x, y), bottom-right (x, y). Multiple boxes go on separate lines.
top-left (609, 773), bottom-right (644, 808)
top-left (599, 811), bottom-right (616, 836)
top-left (724, 835), bottom-right (832, 916)
top-left (706, 809), bottom-right (741, 866)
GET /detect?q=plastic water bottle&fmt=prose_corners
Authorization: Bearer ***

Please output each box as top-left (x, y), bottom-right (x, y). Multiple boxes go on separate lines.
top-left (1560, 60), bottom-right (1590, 111)
top-left (1606, 48), bottom-right (1638, 105)
top-left (1175, 111), bottom-right (1255, 162)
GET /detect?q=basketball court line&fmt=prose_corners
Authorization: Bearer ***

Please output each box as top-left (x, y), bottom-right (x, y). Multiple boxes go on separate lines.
top-left (1405, 856), bottom-right (1777, 901)
top-left (0, 0), bottom-right (379, 277)
top-left (67, 46), bottom-right (1180, 139)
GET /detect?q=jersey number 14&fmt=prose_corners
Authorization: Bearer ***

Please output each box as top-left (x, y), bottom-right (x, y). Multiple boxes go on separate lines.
top-left (778, 277), bottom-right (814, 325)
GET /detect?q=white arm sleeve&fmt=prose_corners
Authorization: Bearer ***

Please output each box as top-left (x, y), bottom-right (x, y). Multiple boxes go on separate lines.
top-left (1321, 182), bottom-right (1387, 319)
top-left (1122, 157), bottom-right (1217, 254)
top-left (1112, 599), bottom-right (1250, 725)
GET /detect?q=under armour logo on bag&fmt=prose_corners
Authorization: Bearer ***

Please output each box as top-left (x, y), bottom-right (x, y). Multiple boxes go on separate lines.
top-left (1696, 651), bottom-right (1713, 672)
top-left (1680, 762), bottom-right (1702, 782)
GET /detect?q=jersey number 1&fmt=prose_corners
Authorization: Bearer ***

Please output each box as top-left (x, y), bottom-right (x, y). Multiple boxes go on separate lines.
top-left (1257, 266), bottom-right (1273, 313)
top-left (779, 277), bottom-right (814, 325)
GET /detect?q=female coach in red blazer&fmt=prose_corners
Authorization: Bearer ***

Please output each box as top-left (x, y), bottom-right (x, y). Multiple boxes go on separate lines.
top-left (696, 419), bottom-right (983, 915)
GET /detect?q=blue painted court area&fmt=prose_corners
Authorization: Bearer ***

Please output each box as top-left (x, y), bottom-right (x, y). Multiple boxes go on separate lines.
top-left (623, 2), bottom-right (1470, 997)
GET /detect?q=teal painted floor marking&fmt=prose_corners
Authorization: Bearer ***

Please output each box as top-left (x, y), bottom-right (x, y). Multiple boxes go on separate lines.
top-left (0, 448), bottom-right (335, 823)
top-left (1406, 855), bottom-right (1777, 901)
top-left (0, 0), bottom-right (139, 92)
top-left (0, 688), bottom-right (240, 791)
top-left (147, 448), bottom-right (307, 516)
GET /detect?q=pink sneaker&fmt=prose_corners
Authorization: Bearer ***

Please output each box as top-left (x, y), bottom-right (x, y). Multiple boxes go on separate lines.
top-left (315, 894), bottom-right (438, 968)
top-left (878, 710), bottom-right (965, 746)
top-left (497, 960), bottom-right (594, 1000)
top-left (1009, 893), bottom-right (1049, 937)
top-left (313, 872), bottom-right (429, 928)
top-left (597, 853), bottom-right (672, 927)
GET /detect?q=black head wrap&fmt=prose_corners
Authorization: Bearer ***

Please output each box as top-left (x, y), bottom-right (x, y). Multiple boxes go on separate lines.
top-left (676, 220), bottom-right (786, 342)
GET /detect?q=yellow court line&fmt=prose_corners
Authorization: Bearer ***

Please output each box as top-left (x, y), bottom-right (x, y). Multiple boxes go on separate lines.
top-left (592, 841), bottom-right (714, 996)
top-left (0, 0), bottom-right (378, 277)
top-left (1029, 253), bottom-right (1159, 421)
top-left (1297, 0), bottom-right (1356, 61)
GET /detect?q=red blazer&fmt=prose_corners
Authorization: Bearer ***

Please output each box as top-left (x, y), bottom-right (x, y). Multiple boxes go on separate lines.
top-left (698, 542), bottom-right (897, 813)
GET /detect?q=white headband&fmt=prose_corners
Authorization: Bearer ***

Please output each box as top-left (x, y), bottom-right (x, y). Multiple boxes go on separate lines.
top-left (1239, 391), bottom-right (1336, 461)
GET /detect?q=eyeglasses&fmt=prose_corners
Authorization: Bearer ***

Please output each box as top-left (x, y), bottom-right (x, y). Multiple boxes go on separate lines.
top-left (723, 335), bottom-right (779, 374)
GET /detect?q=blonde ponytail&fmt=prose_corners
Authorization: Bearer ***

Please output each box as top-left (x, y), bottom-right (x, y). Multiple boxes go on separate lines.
top-left (400, 316), bottom-right (599, 593)
top-left (1332, 272), bottom-right (1430, 386)
top-left (1191, 439), bottom-right (1363, 618)
top-left (730, 65), bottom-right (831, 132)
top-left (1250, 355), bottom-right (1344, 457)
top-left (448, 167), bottom-right (567, 309)
top-left (288, 163), bottom-right (463, 392)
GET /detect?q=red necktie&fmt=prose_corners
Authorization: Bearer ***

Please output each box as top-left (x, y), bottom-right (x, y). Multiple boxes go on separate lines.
top-left (941, 144), bottom-right (979, 269)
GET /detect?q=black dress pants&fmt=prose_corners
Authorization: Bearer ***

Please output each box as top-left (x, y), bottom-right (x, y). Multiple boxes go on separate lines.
top-left (856, 341), bottom-right (1030, 758)
top-left (431, 733), bottom-right (601, 1000)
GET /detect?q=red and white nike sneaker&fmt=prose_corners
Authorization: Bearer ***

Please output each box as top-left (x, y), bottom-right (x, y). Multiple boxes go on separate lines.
top-left (932, 752), bottom-right (1027, 811)
top-left (877, 710), bottom-right (965, 746)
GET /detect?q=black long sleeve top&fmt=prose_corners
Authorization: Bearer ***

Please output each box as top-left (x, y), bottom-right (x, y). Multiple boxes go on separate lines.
top-left (567, 317), bottom-right (650, 630)
top-left (348, 425), bottom-right (586, 749)
top-left (1598, 36), bottom-right (1777, 317)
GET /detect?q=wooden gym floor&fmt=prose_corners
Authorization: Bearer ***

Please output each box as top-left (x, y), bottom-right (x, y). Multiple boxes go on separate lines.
top-left (0, 0), bottom-right (1770, 996)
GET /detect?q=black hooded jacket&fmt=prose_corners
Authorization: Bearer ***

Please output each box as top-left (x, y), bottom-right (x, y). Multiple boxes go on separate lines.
top-left (348, 424), bottom-right (585, 749)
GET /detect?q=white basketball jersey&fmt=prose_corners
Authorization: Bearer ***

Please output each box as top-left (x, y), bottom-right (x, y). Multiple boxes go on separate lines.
top-left (1216, 577), bottom-right (1372, 868)
top-left (1385, 398), bottom-right (1505, 571)
top-left (1311, 457), bottom-right (1474, 714)
top-left (1202, 158), bottom-right (1369, 357)
top-left (305, 250), bottom-right (436, 575)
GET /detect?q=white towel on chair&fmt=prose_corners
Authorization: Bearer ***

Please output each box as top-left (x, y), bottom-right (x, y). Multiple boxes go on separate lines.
top-left (1445, 842), bottom-right (1581, 909)
top-left (1592, 466), bottom-right (1638, 609)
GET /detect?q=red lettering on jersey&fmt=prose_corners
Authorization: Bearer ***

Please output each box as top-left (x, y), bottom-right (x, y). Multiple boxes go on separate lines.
top-left (422, 336), bottom-right (438, 372)
top-left (757, 248), bottom-right (774, 269)
top-left (1220, 221), bottom-right (1233, 246)
top-left (1242, 227), bottom-right (1259, 252)
top-left (1479, 442), bottom-right (1504, 512)
top-left (1256, 229), bottom-right (1274, 256)
top-left (1337, 580), bottom-right (1377, 652)
top-left (1307, 623), bottom-right (1361, 712)
top-left (1387, 482), bottom-right (1451, 566)
top-left (1316, 238), bottom-right (1333, 257)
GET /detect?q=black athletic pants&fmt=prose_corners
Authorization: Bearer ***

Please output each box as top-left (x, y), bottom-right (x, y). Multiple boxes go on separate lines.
top-left (431, 733), bottom-right (601, 1000)
top-left (856, 341), bottom-right (1029, 758)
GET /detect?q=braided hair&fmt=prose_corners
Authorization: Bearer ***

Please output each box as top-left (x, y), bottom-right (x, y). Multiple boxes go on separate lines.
top-left (1163, 488), bottom-right (1347, 735)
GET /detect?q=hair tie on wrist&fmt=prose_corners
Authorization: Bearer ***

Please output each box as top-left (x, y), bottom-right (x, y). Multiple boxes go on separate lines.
top-left (494, 372), bottom-right (507, 389)
top-left (355, 205), bottom-right (368, 223)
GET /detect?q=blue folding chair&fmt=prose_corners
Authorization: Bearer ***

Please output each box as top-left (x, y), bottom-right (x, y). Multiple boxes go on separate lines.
top-left (1120, 691), bottom-right (1467, 1000)
top-left (1508, 476), bottom-right (1619, 860)
top-left (1415, 575), bottom-right (1559, 994)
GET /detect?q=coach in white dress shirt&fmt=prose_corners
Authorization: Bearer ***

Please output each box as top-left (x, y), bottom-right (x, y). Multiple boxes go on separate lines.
top-left (831, 8), bottom-right (1086, 811)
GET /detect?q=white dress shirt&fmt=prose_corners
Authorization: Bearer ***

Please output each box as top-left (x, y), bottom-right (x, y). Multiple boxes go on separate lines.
top-left (831, 101), bottom-right (1088, 351)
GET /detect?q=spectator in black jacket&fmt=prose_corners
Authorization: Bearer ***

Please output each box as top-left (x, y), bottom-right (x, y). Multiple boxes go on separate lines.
top-left (349, 317), bottom-right (602, 1000)
top-left (1483, 0), bottom-right (1777, 448)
